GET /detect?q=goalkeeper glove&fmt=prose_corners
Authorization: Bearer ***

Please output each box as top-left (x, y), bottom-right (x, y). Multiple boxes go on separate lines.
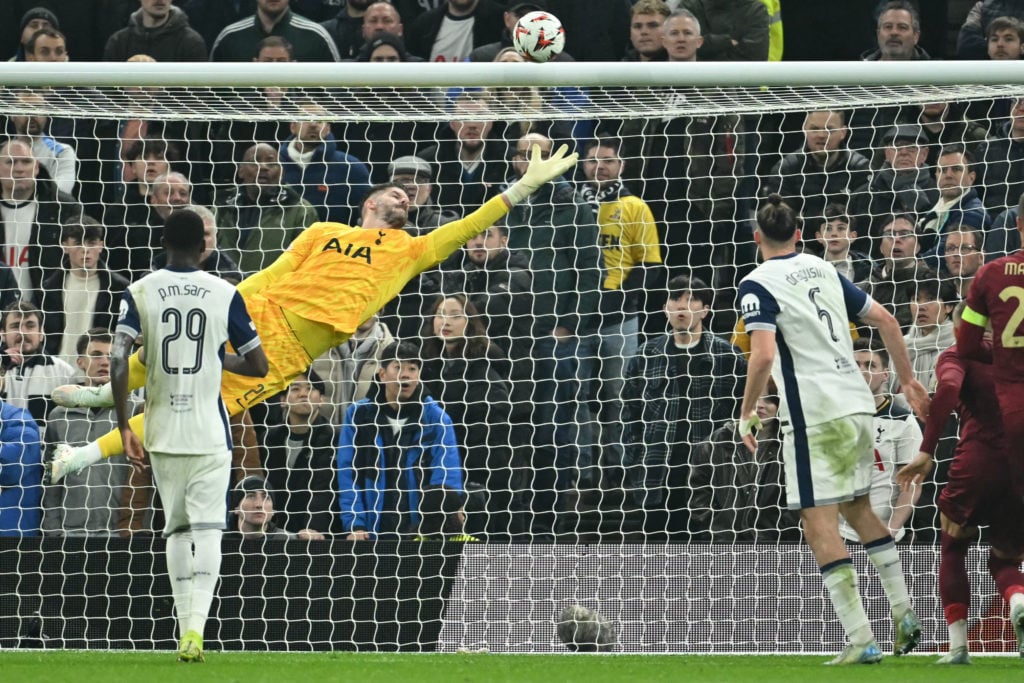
top-left (738, 413), bottom-right (762, 440)
top-left (504, 143), bottom-right (579, 206)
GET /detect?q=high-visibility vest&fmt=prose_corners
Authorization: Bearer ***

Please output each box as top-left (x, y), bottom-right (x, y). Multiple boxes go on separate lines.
top-left (761, 0), bottom-right (784, 61)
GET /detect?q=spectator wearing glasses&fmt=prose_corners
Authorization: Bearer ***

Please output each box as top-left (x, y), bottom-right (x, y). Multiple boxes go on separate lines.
top-left (858, 214), bottom-right (931, 334)
top-left (941, 226), bottom-right (986, 298)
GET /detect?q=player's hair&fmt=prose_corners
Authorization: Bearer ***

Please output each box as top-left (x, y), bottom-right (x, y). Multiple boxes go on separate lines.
top-left (756, 194), bottom-right (799, 243)
top-left (877, 1), bottom-right (920, 33)
top-left (821, 202), bottom-right (851, 227)
top-left (255, 35), bottom-right (294, 59)
top-left (421, 293), bottom-right (491, 359)
top-left (1, 300), bottom-right (43, 330)
top-left (667, 274), bottom-right (713, 308)
top-left (26, 27), bottom-right (65, 54)
top-left (379, 340), bottom-right (421, 368)
top-left (938, 143), bottom-right (975, 166)
top-left (852, 337), bottom-right (889, 368)
top-left (631, 0), bottom-right (671, 20)
top-left (361, 181), bottom-right (408, 216)
top-left (665, 9), bottom-right (702, 34)
top-left (76, 327), bottom-right (113, 356)
top-left (61, 214), bottom-right (104, 245)
top-left (162, 209), bottom-right (206, 253)
top-left (988, 15), bottom-right (1024, 42)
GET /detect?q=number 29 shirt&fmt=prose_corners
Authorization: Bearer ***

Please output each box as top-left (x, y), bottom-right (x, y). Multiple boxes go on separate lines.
top-left (117, 267), bottom-right (261, 455)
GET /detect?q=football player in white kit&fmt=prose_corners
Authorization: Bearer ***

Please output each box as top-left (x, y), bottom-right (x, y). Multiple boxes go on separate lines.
top-left (737, 195), bottom-right (930, 665)
top-left (111, 209), bottom-right (268, 663)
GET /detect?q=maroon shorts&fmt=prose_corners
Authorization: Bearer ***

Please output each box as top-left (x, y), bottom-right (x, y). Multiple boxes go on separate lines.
top-left (995, 386), bottom-right (1024, 499)
top-left (939, 443), bottom-right (1024, 554)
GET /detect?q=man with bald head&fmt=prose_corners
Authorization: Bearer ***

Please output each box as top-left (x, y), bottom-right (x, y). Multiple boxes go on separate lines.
top-left (216, 142), bottom-right (320, 275)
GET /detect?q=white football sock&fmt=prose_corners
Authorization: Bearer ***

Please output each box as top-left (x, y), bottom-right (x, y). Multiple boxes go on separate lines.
top-left (948, 618), bottom-right (967, 651)
top-left (187, 528), bottom-right (223, 637)
top-left (866, 539), bottom-right (912, 616)
top-left (165, 532), bottom-right (194, 640)
top-left (822, 560), bottom-right (874, 646)
top-left (73, 442), bottom-right (103, 469)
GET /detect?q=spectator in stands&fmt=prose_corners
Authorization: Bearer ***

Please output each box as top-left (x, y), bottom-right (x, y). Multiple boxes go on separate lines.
top-left (904, 277), bottom-right (957, 391)
top-left (965, 17), bottom-right (1024, 129)
top-left (231, 475), bottom-right (325, 539)
top-left (688, 380), bottom-right (801, 543)
top-left (419, 294), bottom-right (523, 539)
top-left (0, 138), bottom-right (81, 297)
top-left (503, 131), bottom-right (603, 534)
top-left (912, 101), bottom-right (990, 168)
top-left (981, 96), bottom-right (1024, 214)
top-left (375, 156), bottom-right (452, 340)
top-left (111, 169), bottom-right (192, 279)
top-left (210, 0), bottom-right (340, 62)
top-left (8, 91), bottom-right (78, 196)
top-left (580, 137), bottom-right (663, 479)
top-left (0, 262), bottom-right (22, 313)
top-left (764, 109), bottom-right (872, 237)
top-left (866, 124), bottom-right (939, 246)
top-left (469, 2), bottom-right (573, 62)
top-left (262, 370), bottom-right (338, 535)
top-left (662, 9), bottom-right (703, 62)
top-left (406, 0), bottom-right (505, 62)
top-left (957, 0), bottom-right (1024, 59)
top-left (360, 2), bottom-right (405, 46)
top-left (419, 92), bottom-right (507, 214)
top-left (336, 340), bottom-right (466, 540)
top-left (440, 222), bottom-right (534, 360)
top-left (41, 329), bottom-right (139, 536)
top-left (311, 314), bottom-right (394, 422)
top-left (280, 103), bottom-right (371, 225)
top-left (621, 275), bottom-right (746, 540)
top-left (355, 31), bottom-right (412, 61)
top-left (0, 397), bottom-right (42, 536)
top-left (0, 302), bottom-right (76, 427)
top-left (811, 203), bottom-right (873, 283)
top-left (104, 0), bottom-right (208, 62)
top-left (184, 0), bottom-right (256, 49)
top-left (552, 0), bottom-right (633, 61)
top-left (942, 226), bottom-right (986, 297)
top-left (841, 339), bottom-right (922, 543)
top-left (39, 217), bottom-right (129, 365)
top-left (152, 204), bottom-right (243, 284)
top-left (859, 214), bottom-right (930, 333)
top-left (861, 0), bottom-right (930, 60)
top-left (678, 0), bottom-right (770, 61)
top-left (320, 0), bottom-right (376, 60)
top-left (624, 0), bottom-right (670, 62)
top-left (11, 7), bottom-right (60, 61)
top-left (918, 145), bottom-right (991, 256)
top-left (216, 142), bottom-right (319, 275)
top-left (23, 26), bottom-right (69, 62)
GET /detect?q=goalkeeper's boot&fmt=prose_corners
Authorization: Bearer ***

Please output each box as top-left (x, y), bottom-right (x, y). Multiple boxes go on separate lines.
top-left (1012, 599), bottom-right (1024, 657)
top-left (893, 608), bottom-right (923, 656)
top-left (826, 641), bottom-right (883, 665)
top-left (177, 630), bottom-right (204, 663)
top-left (936, 646), bottom-right (972, 665)
top-left (52, 383), bottom-right (113, 409)
top-left (43, 444), bottom-right (90, 486)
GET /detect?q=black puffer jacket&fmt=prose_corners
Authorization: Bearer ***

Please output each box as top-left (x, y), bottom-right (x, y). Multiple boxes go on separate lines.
top-left (104, 5), bottom-right (207, 62)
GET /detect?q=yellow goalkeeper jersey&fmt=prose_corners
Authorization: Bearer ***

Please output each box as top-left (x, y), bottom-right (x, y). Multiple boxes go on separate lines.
top-left (240, 194), bottom-right (509, 337)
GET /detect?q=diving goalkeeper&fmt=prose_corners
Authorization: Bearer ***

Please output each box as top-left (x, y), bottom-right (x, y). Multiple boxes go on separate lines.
top-left (46, 144), bottom-right (578, 484)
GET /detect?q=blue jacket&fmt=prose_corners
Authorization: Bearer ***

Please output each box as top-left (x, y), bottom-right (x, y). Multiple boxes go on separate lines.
top-left (337, 393), bottom-right (463, 537)
top-left (279, 134), bottom-right (371, 226)
top-left (0, 401), bottom-right (42, 536)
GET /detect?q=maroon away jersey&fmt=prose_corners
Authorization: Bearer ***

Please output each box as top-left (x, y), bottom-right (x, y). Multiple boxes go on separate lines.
top-left (966, 251), bottom-right (1024, 383)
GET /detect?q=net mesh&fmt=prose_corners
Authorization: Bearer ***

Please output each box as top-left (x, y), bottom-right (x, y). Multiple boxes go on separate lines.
top-left (0, 75), bottom-right (1020, 653)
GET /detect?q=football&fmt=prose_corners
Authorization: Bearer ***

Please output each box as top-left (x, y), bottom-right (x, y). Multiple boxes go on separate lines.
top-left (512, 11), bottom-right (566, 63)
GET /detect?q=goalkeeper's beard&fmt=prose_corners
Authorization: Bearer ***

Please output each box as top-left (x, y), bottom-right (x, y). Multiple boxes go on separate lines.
top-left (381, 206), bottom-right (408, 229)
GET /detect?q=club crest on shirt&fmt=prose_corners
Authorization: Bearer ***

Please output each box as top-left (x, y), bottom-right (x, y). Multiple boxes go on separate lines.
top-left (740, 293), bottom-right (761, 319)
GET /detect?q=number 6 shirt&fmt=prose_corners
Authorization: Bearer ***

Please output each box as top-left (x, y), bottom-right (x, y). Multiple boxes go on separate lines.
top-left (116, 266), bottom-right (261, 455)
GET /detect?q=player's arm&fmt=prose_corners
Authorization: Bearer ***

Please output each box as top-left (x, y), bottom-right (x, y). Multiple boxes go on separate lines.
top-left (234, 245), bottom-right (304, 299)
top-left (223, 291), bottom-right (269, 378)
top-left (895, 351), bottom-right (963, 490)
top-left (420, 144), bottom-right (579, 266)
top-left (739, 329), bottom-right (775, 454)
top-left (859, 298), bottom-right (930, 419)
top-left (956, 305), bottom-right (991, 362)
top-left (112, 290), bottom-right (145, 466)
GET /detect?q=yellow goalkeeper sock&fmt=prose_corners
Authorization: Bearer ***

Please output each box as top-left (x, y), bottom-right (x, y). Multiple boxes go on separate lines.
top-left (97, 413), bottom-right (146, 459)
top-left (128, 351), bottom-right (146, 390)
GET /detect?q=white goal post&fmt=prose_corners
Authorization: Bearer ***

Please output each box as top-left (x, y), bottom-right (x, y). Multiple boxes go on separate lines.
top-left (0, 60), bottom-right (1021, 654)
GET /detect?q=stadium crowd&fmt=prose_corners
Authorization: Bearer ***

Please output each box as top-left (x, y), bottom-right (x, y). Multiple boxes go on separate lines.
top-left (0, 0), bottom-right (1022, 551)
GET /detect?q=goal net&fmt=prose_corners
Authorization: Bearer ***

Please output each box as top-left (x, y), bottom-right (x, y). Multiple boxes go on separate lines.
top-left (1, 61), bottom-right (1021, 654)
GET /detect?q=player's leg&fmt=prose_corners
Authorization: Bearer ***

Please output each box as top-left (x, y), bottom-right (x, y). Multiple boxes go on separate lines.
top-left (52, 348), bottom-right (147, 408)
top-left (935, 514), bottom-right (976, 664)
top-left (989, 546), bottom-right (1024, 657)
top-left (801, 503), bottom-right (881, 665)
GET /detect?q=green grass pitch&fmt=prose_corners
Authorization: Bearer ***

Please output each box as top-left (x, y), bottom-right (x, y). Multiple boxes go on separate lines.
top-left (1, 651), bottom-right (1021, 683)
